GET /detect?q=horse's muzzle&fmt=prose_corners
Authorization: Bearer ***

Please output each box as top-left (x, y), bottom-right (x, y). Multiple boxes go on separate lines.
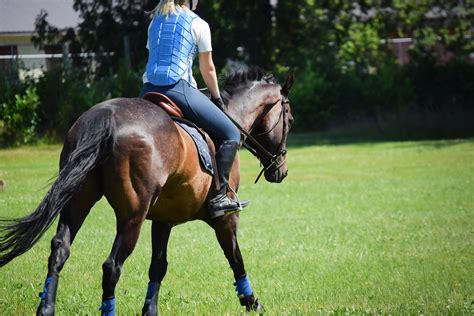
top-left (264, 163), bottom-right (288, 183)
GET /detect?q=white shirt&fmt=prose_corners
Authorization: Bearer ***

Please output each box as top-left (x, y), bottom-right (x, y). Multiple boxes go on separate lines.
top-left (143, 14), bottom-right (213, 87)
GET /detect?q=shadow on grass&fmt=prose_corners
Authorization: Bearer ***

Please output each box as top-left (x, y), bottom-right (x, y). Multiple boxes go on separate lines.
top-left (288, 108), bottom-right (474, 148)
top-left (287, 131), bottom-right (474, 149)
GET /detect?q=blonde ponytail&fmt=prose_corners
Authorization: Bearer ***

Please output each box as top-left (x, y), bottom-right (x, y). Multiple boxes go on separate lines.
top-left (147, 0), bottom-right (189, 17)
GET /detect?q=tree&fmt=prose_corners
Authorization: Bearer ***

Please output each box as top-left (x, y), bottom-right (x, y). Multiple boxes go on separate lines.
top-left (197, 0), bottom-right (274, 69)
top-left (390, 0), bottom-right (473, 63)
top-left (71, 0), bottom-right (155, 75)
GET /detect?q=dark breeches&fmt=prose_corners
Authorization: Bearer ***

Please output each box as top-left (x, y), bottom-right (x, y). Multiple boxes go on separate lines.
top-left (140, 80), bottom-right (240, 148)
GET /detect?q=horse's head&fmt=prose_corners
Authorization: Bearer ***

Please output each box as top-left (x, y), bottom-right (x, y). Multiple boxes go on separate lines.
top-left (221, 68), bottom-right (295, 183)
top-left (252, 71), bottom-right (294, 183)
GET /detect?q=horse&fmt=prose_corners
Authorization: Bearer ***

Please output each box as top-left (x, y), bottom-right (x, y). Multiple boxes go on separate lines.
top-left (0, 67), bottom-right (294, 315)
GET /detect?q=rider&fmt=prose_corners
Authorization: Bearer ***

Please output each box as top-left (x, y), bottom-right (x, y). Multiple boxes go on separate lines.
top-left (140, 0), bottom-right (248, 218)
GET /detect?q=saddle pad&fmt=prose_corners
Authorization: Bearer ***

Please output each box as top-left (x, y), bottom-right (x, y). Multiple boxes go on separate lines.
top-left (175, 121), bottom-right (214, 175)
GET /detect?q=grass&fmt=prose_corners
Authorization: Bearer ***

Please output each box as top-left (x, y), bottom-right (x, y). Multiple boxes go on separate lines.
top-left (0, 136), bottom-right (473, 314)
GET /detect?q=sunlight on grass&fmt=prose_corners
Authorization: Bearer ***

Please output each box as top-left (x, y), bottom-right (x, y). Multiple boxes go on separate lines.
top-left (0, 139), bottom-right (473, 314)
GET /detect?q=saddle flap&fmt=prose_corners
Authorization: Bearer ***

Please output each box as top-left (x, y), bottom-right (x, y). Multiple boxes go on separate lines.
top-left (174, 119), bottom-right (216, 176)
top-left (143, 92), bottom-right (184, 118)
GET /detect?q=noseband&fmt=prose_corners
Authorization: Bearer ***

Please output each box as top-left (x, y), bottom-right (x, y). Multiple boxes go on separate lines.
top-left (223, 98), bottom-right (289, 183)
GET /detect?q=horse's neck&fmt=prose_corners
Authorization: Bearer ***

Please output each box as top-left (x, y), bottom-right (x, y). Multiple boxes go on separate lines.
top-left (225, 84), bottom-right (281, 132)
top-left (225, 100), bottom-right (256, 132)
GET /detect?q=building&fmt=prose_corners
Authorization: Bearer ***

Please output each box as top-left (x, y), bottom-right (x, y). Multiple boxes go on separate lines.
top-left (0, 0), bottom-right (80, 78)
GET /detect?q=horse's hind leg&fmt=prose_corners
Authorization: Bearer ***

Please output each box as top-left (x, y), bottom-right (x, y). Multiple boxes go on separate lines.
top-left (100, 198), bottom-right (151, 315)
top-left (37, 173), bottom-right (102, 316)
top-left (142, 221), bottom-right (172, 316)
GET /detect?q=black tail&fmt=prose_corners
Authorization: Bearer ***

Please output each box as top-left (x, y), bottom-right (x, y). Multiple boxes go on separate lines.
top-left (0, 107), bottom-right (115, 267)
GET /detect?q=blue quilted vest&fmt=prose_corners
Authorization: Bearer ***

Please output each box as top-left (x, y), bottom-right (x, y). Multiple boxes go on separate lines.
top-left (146, 10), bottom-right (198, 86)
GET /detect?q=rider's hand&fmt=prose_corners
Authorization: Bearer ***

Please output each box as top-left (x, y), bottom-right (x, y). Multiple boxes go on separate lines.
top-left (211, 96), bottom-right (225, 110)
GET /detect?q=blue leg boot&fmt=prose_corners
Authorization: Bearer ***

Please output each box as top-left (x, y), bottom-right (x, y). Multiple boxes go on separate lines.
top-left (235, 275), bottom-right (264, 313)
top-left (37, 275), bottom-right (59, 316)
top-left (142, 282), bottom-right (160, 316)
top-left (99, 297), bottom-right (116, 316)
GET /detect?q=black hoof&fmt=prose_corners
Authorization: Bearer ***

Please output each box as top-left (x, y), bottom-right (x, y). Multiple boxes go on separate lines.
top-left (246, 299), bottom-right (264, 313)
top-left (142, 303), bottom-right (158, 316)
top-left (240, 294), bottom-right (265, 314)
top-left (37, 303), bottom-right (55, 316)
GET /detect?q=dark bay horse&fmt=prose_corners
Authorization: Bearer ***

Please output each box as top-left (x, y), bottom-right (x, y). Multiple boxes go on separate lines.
top-left (0, 68), bottom-right (294, 315)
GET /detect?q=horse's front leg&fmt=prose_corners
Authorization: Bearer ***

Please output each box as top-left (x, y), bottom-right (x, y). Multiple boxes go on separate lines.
top-left (142, 221), bottom-right (172, 316)
top-left (209, 215), bottom-right (264, 312)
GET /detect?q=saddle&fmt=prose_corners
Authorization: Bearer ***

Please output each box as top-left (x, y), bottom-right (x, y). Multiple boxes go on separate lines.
top-left (143, 92), bottom-right (216, 177)
top-left (143, 92), bottom-right (184, 118)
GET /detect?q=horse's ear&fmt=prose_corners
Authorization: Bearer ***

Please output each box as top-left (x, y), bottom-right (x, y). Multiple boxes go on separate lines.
top-left (281, 70), bottom-right (295, 96)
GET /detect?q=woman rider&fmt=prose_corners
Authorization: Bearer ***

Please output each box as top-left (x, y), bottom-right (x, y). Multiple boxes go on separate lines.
top-left (140, 0), bottom-right (248, 218)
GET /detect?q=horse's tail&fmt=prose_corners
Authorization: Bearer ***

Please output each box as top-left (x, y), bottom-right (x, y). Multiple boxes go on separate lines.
top-left (0, 106), bottom-right (115, 267)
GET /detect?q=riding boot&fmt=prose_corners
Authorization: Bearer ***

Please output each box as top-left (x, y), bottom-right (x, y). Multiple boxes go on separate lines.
top-left (209, 140), bottom-right (249, 218)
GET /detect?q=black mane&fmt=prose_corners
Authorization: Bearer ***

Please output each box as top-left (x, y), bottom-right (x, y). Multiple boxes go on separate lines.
top-left (221, 67), bottom-right (278, 100)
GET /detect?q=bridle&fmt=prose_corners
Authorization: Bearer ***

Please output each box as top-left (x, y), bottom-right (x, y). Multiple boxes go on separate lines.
top-left (223, 96), bottom-right (290, 183)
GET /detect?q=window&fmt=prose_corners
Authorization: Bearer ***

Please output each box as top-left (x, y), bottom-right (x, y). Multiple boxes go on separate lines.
top-left (43, 44), bottom-right (63, 71)
top-left (0, 45), bottom-right (19, 75)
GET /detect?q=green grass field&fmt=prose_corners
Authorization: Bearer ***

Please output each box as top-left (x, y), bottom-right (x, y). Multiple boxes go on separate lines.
top-left (0, 137), bottom-right (473, 314)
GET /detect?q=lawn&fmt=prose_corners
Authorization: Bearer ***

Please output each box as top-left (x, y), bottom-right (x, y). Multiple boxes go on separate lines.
top-left (0, 137), bottom-right (473, 314)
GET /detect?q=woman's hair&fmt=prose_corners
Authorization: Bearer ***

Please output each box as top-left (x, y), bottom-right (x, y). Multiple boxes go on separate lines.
top-left (147, 0), bottom-right (188, 17)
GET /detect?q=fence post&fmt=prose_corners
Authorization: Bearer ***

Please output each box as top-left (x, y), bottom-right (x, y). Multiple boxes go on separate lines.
top-left (62, 43), bottom-right (70, 71)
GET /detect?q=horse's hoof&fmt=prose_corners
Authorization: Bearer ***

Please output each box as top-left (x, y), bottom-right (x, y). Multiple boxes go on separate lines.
top-left (36, 303), bottom-right (54, 316)
top-left (142, 303), bottom-right (158, 316)
top-left (246, 298), bottom-right (264, 314)
top-left (240, 295), bottom-right (265, 314)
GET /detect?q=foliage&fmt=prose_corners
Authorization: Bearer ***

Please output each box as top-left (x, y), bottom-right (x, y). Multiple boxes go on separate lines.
top-left (392, 0), bottom-right (473, 62)
top-left (33, 60), bottom-right (141, 139)
top-left (70, 0), bottom-right (154, 74)
top-left (289, 61), bottom-right (415, 131)
top-left (0, 73), bottom-right (25, 113)
top-left (0, 140), bottom-right (473, 313)
top-left (198, 1), bottom-right (274, 68)
top-left (31, 10), bottom-right (61, 50)
top-left (94, 60), bottom-right (142, 99)
top-left (0, 0), bottom-right (471, 141)
top-left (289, 66), bottom-right (334, 130)
top-left (0, 87), bottom-right (40, 146)
top-left (407, 58), bottom-right (474, 111)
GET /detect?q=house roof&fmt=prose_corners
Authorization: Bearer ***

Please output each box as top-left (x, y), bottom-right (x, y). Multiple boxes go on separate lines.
top-left (0, 0), bottom-right (80, 34)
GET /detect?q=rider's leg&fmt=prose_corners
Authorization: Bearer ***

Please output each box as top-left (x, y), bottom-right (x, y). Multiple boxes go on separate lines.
top-left (208, 139), bottom-right (245, 216)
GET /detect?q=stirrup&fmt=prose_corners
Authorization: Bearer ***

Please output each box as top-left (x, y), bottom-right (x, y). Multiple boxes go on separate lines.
top-left (227, 186), bottom-right (250, 210)
top-left (209, 187), bottom-right (249, 218)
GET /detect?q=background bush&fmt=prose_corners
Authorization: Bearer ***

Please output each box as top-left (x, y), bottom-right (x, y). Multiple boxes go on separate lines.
top-left (1, 1), bottom-right (473, 145)
top-left (1, 57), bottom-right (473, 145)
top-left (0, 87), bottom-right (39, 146)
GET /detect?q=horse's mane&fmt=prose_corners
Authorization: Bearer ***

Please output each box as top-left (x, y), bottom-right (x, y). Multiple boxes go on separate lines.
top-left (221, 67), bottom-right (279, 102)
